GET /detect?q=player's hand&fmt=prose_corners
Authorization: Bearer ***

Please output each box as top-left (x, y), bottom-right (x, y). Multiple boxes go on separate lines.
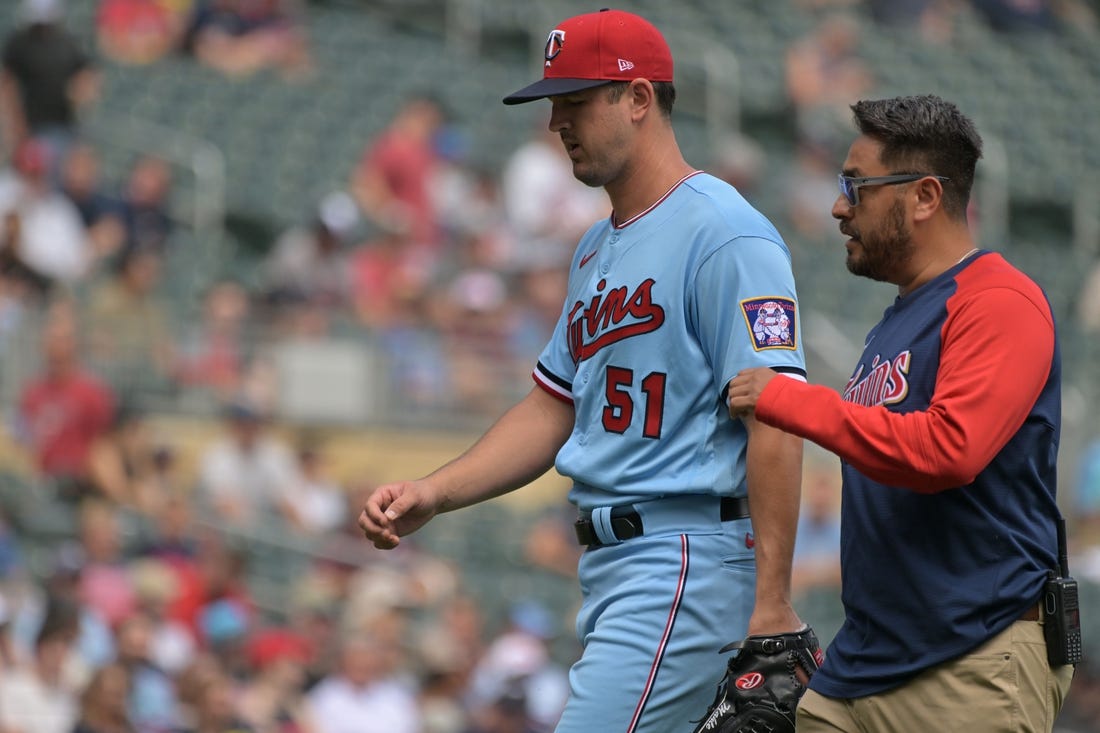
top-left (726, 368), bottom-right (780, 419)
top-left (358, 480), bottom-right (440, 550)
top-left (746, 600), bottom-right (805, 638)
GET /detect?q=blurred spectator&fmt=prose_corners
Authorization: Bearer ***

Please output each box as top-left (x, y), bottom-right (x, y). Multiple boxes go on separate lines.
top-left (0, 138), bottom-right (93, 289)
top-left (435, 161), bottom-right (510, 266)
top-left (196, 397), bottom-right (301, 527)
top-left (96, 0), bottom-right (192, 66)
top-left (434, 592), bottom-right (485, 675)
top-left (463, 683), bottom-right (541, 733)
top-left (867, 0), bottom-right (959, 43)
top-left (281, 572), bottom-right (340, 690)
top-left (134, 489), bottom-right (198, 562)
top-left (791, 460), bottom-right (843, 595)
top-left (173, 278), bottom-right (253, 401)
top-left (781, 138), bottom-right (842, 243)
top-left (76, 500), bottom-right (137, 629)
top-left (499, 124), bottom-right (608, 268)
top-left (87, 247), bottom-right (175, 399)
top-left (521, 507), bottom-right (581, 580)
top-left (114, 154), bottom-right (175, 262)
top-left (1077, 258), bottom-right (1100, 334)
top-left (174, 653), bottom-right (222, 730)
top-left (347, 228), bottom-right (445, 409)
top-left (262, 191), bottom-right (358, 313)
top-left (71, 661), bottom-right (137, 733)
top-left (166, 536), bottom-right (253, 645)
top-left (236, 627), bottom-right (316, 732)
top-left (182, 0), bottom-right (313, 80)
top-left (784, 14), bottom-right (874, 150)
top-left (971, 0), bottom-right (1057, 31)
top-left (0, 598), bottom-right (81, 733)
top-left (434, 266), bottom-right (521, 417)
top-left (128, 557), bottom-right (196, 676)
top-left (281, 434), bottom-right (346, 536)
top-left (0, 219), bottom-right (37, 352)
top-left (59, 142), bottom-right (126, 265)
top-left (506, 250), bottom-right (570, 367)
top-left (349, 93), bottom-right (448, 253)
top-left (1056, 664), bottom-right (1100, 733)
top-left (0, 509), bottom-right (24, 586)
top-left (8, 548), bottom-right (115, 672)
top-left (180, 664), bottom-right (255, 733)
top-left (304, 632), bottom-right (421, 733)
top-left (466, 600), bottom-right (568, 732)
top-left (709, 132), bottom-right (766, 202)
top-left (0, 0), bottom-right (101, 173)
top-left (347, 226), bottom-right (434, 331)
top-left (17, 301), bottom-right (116, 500)
top-left (0, 595), bottom-right (13, 673)
top-left (415, 628), bottom-right (470, 733)
top-left (85, 405), bottom-right (160, 508)
top-left (1073, 434), bottom-right (1100, 548)
top-left (114, 609), bottom-right (183, 733)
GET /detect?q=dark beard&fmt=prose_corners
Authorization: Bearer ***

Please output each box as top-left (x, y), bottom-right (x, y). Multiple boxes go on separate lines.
top-left (846, 199), bottom-right (914, 282)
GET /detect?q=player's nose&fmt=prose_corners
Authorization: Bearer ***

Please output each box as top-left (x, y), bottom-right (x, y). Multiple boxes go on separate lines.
top-left (832, 194), bottom-right (852, 220)
top-left (548, 102), bottom-right (570, 133)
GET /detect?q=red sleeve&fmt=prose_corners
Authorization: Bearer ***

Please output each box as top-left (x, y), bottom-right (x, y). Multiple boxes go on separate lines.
top-left (756, 286), bottom-right (1054, 493)
top-left (89, 380), bottom-right (116, 435)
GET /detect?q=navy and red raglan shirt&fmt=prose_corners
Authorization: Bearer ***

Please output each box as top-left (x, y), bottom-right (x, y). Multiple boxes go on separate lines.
top-left (757, 250), bottom-right (1062, 698)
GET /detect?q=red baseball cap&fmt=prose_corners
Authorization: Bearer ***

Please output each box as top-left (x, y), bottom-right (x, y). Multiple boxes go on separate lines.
top-left (502, 8), bottom-right (673, 105)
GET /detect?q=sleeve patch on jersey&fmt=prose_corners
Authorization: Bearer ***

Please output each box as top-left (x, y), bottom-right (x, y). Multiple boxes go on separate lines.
top-left (740, 297), bottom-right (797, 351)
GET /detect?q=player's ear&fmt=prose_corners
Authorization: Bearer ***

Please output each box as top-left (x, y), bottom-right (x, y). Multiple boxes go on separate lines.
top-left (628, 79), bottom-right (655, 122)
top-left (912, 175), bottom-right (943, 222)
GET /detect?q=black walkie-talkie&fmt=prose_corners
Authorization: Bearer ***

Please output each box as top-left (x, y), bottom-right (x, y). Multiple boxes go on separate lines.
top-left (1043, 518), bottom-right (1083, 666)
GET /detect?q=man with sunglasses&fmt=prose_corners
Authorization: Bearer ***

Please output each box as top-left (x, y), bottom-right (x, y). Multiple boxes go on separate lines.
top-left (727, 94), bottom-right (1075, 730)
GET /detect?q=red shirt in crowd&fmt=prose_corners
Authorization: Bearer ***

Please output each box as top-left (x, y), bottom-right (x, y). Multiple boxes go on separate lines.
top-left (19, 370), bottom-right (115, 479)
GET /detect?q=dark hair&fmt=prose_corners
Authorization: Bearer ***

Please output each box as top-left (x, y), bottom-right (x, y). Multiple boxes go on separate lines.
top-left (605, 81), bottom-right (676, 118)
top-left (37, 596), bottom-right (81, 647)
top-left (850, 95), bottom-right (983, 219)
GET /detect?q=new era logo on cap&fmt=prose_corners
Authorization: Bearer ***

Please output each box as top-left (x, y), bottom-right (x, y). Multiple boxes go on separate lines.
top-left (503, 8), bottom-right (673, 105)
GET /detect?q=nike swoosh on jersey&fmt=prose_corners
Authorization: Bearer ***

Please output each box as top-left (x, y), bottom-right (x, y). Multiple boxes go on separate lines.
top-left (579, 250), bottom-right (598, 268)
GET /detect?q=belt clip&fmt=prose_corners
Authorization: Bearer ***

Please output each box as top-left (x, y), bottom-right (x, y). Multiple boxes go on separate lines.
top-left (591, 506), bottom-right (623, 546)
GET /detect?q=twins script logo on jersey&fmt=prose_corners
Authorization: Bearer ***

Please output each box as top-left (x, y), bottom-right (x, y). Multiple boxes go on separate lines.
top-left (567, 278), bottom-right (665, 363)
top-left (843, 351), bottom-right (912, 407)
top-left (740, 297), bottom-right (797, 351)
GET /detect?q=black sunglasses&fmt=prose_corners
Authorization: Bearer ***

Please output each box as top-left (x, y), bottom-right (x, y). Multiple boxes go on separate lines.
top-left (837, 173), bottom-right (950, 207)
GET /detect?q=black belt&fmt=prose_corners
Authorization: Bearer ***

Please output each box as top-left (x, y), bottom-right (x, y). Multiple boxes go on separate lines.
top-left (574, 496), bottom-right (750, 547)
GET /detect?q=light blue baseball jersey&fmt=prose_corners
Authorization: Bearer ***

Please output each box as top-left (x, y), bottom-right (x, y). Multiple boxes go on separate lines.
top-left (533, 171), bottom-right (806, 510)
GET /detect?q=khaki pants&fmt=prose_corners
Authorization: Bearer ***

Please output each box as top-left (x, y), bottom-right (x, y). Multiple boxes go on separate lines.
top-left (797, 618), bottom-right (1075, 733)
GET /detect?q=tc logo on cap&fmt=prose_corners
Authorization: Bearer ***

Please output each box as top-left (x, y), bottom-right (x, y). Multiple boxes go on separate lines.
top-left (545, 29), bottom-right (565, 67)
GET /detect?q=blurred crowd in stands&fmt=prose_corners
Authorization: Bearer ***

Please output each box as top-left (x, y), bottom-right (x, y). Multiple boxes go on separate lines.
top-left (0, 0), bottom-right (1099, 731)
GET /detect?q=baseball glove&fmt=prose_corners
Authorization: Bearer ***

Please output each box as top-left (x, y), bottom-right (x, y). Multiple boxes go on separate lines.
top-left (691, 626), bottom-right (822, 733)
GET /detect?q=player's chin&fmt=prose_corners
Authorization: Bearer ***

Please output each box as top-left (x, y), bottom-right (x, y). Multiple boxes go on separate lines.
top-left (844, 239), bottom-right (863, 264)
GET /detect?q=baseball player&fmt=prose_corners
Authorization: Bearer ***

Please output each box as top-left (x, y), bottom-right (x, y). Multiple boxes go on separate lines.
top-left (360, 9), bottom-right (817, 732)
top-left (728, 95), bottom-right (1077, 731)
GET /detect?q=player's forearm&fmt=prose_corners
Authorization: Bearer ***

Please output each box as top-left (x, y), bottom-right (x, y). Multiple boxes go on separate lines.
top-left (744, 418), bottom-right (802, 608)
top-left (427, 386), bottom-right (574, 512)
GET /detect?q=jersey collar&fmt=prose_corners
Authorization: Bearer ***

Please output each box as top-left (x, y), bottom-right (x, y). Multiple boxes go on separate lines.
top-left (611, 170), bottom-right (703, 229)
